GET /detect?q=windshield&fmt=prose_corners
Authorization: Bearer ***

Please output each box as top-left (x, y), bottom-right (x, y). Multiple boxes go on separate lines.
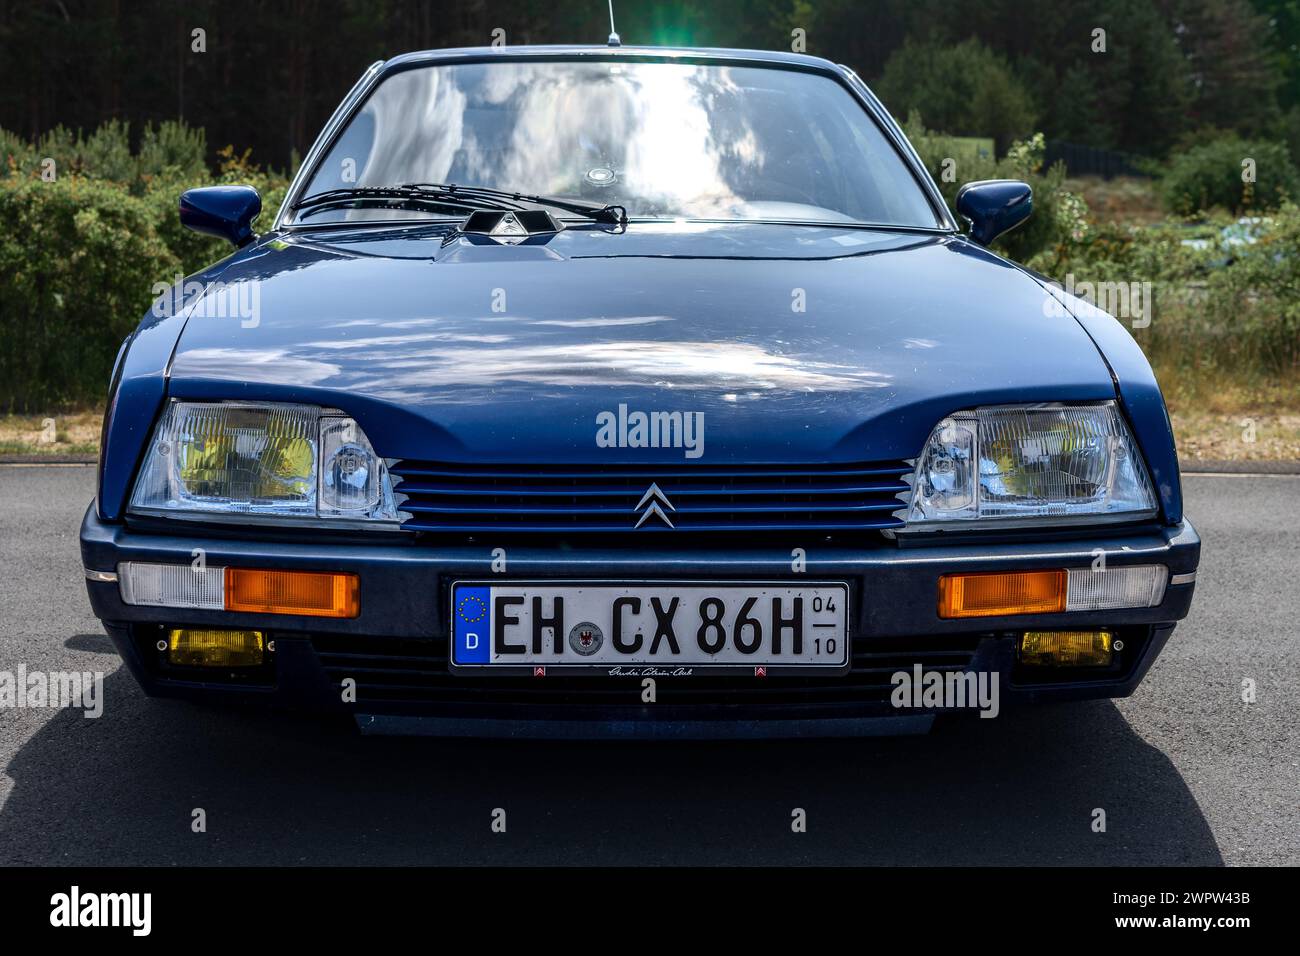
top-left (296, 60), bottom-right (942, 227)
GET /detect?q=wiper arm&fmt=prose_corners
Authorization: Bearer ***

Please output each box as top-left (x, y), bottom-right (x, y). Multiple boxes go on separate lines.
top-left (292, 183), bottom-right (627, 227)
top-left (402, 182), bottom-right (627, 226)
top-left (291, 185), bottom-right (518, 216)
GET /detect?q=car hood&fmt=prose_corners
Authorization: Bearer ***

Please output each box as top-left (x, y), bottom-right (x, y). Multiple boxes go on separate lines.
top-left (168, 221), bottom-right (1116, 464)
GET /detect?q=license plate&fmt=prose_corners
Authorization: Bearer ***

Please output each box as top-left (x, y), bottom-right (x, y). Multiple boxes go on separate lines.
top-left (450, 581), bottom-right (850, 675)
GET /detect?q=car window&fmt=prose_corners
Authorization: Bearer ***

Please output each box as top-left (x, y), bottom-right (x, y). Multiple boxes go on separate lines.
top-left (298, 60), bottom-right (942, 227)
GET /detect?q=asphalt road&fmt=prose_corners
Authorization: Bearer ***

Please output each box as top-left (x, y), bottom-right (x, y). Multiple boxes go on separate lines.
top-left (1, 464), bottom-right (1296, 866)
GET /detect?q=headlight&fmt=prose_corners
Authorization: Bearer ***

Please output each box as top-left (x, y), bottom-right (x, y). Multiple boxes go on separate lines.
top-left (129, 402), bottom-right (400, 527)
top-left (903, 402), bottom-right (1157, 530)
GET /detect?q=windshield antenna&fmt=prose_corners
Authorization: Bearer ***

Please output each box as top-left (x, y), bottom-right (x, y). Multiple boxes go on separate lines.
top-left (606, 0), bottom-right (621, 46)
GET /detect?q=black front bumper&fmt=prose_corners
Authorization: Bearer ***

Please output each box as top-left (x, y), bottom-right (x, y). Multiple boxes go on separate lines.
top-left (81, 505), bottom-right (1200, 738)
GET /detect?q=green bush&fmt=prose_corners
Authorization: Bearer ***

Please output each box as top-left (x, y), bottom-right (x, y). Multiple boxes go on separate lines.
top-left (0, 127), bottom-right (34, 173)
top-left (1044, 204), bottom-right (1300, 381)
top-left (6, 120), bottom-right (215, 192)
top-left (136, 122), bottom-right (209, 189)
top-left (0, 123), bottom-right (292, 411)
top-left (0, 177), bottom-right (180, 410)
top-left (1162, 134), bottom-right (1300, 215)
top-left (31, 121), bottom-right (137, 183)
top-left (1199, 204), bottom-right (1300, 372)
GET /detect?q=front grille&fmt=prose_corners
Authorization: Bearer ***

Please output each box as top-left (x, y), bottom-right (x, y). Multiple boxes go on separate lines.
top-left (312, 634), bottom-right (981, 708)
top-left (390, 460), bottom-right (913, 534)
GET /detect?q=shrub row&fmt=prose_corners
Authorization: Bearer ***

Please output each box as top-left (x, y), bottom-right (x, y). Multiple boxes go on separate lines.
top-left (1, 123), bottom-right (290, 410)
top-left (1050, 204), bottom-right (1300, 380)
top-left (901, 113), bottom-right (1299, 388)
top-left (1162, 134), bottom-right (1299, 216)
top-left (0, 177), bottom-right (180, 411)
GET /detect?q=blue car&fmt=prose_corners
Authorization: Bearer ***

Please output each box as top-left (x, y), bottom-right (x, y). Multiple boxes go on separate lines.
top-left (81, 45), bottom-right (1199, 738)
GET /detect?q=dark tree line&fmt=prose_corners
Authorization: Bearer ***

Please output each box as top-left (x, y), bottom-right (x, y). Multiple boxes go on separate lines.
top-left (1, 0), bottom-right (1296, 169)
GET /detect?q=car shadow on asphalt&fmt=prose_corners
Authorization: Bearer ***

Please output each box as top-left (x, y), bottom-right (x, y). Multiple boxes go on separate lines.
top-left (62, 633), bottom-right (119, 654)
top-left (0, 666), bottom-right (1223, 865)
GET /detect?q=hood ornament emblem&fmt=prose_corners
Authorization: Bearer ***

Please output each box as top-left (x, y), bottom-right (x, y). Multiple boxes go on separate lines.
top-left (633, 482), bottom-right (676, 529)
top-left (459, 209), bottom-right (561, 244)
top-left (490, 213), bottom-right (529, 239)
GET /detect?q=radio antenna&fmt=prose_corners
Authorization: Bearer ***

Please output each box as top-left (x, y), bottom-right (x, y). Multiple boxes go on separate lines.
top-left (607, 0), bottom-right (621, 46)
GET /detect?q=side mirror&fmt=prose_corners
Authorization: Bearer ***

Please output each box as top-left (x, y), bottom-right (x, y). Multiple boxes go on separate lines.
top-left (179, 185), bottom-right (262, 247)
top-left (955, 180), bottom-right (1032, 247)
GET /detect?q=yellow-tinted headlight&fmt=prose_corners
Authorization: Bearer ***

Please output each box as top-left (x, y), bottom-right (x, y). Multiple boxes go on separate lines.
top-left (175, 405), bottom-right (315, 502)
top-left (129, 401), bottom-right (400, 524)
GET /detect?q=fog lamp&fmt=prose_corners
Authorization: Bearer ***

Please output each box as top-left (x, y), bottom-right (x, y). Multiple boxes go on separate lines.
top-left (167, 628), bottom-right (265, 667)
top-left (1019, 630), bottom-right (1114, 667)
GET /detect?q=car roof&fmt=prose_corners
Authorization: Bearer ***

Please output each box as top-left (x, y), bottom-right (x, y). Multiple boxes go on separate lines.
top-left (376, 44), bottom-right (847, 78)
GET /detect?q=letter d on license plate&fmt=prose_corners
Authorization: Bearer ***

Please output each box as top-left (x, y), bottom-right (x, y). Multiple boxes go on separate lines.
top-left (450, 580), bottom-right (850, 675)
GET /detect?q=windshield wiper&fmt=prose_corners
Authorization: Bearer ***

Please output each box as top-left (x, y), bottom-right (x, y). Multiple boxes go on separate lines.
top-left (401, 182), bottom-right (627, 226)
top-left (292, 183), bottom-right (627, 227)
top-left (290, 185), bottom-right (519, 217)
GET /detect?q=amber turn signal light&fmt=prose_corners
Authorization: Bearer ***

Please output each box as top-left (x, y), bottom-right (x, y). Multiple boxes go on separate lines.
top-left (938, 569), bottom-right (1067, 619)
top-left (224, 568), bottom-right (359, 618)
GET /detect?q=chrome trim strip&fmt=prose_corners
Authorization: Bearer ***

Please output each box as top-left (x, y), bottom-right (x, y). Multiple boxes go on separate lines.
top-left (1170, 571), bottom-right (1197, 586)
top-left (84, 568), bottom-right (118, 583)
